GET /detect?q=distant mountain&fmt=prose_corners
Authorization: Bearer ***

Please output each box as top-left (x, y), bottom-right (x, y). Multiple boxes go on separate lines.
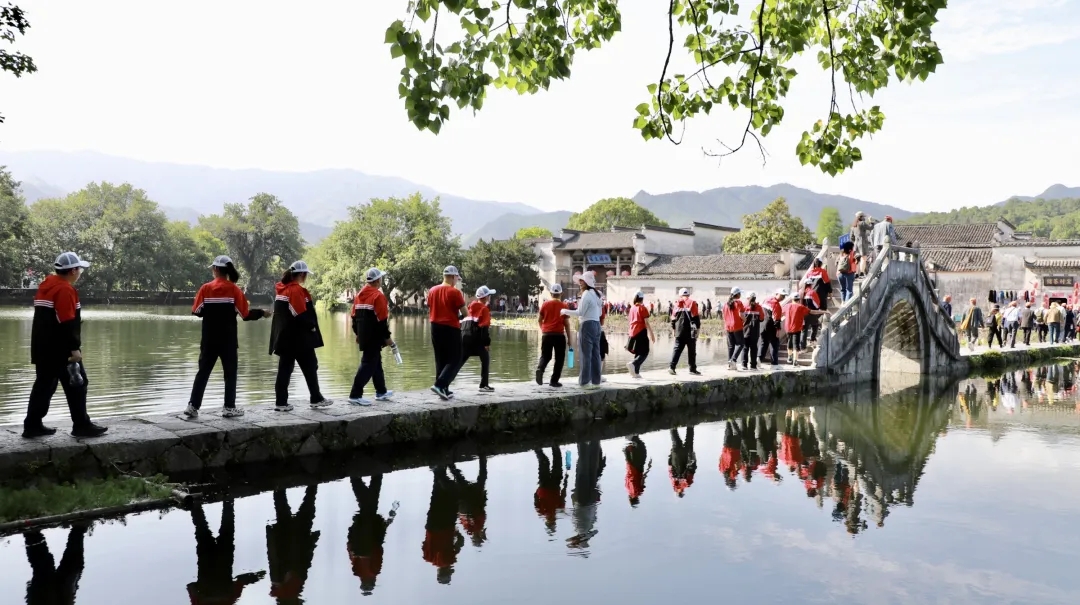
top-left (0, 150), bottom-right (541, 239)
top-left (464, 211), bottom-right (573, 244)
top-left (999, 184), bottom-right (1080, 205)
top-left (632, 183), bottom-right (912, 229)
top-left (15, 176), bottom-right (66, 202)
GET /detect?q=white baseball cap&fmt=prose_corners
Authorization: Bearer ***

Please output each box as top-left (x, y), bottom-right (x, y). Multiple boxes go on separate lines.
top-left (635, 291), bottom-right (646, 299)
top-left (210, 255), bottom-right (233, 268)
top-left (289, 260), bottom-right (313, 274)
top-left (54, 252), bottom-right (90, 270)
top-left (777, 288), bottom-right (789, 296)
top-left (578, 272), bottom-right (597, 288)
top-left (731, 287), bottom-right (742, 296)
top-left (747, 291), bottom-right (757, 300)
top-left (549, 283), bottom-right (563, 294)
top-left (679, 288), bottom-right (690, 296)
top-left (475, 285), bottom-right (496, 298)
top-left (365, 267), bottom-right (387, 282)
top-left (443, 265), bottom-right (460, 276)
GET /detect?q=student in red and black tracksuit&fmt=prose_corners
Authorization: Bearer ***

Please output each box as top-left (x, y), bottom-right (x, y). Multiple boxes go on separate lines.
top-left (451, 457), bottom-right (488, 547)
top-left (533, 446), bottom-right (567, 534)
top-left (759, 289), bottom-right (785, 367)
top-left (423, 466), bottom-right (464, 585)
top-left (348, 474), bottom-right (397, 596)
top-left (723, 288), bottom-right (746, 371)
top-left (184, 256), bottom-right (270, 419)
top-left (669, 288), bottom-right (702, 375)
top-left (269, 261), bottom-right (333, 412)
top-left (668, 425), bottom-right (696, 498)
top-left (740, 292), bottom-right (764, 371)
top-left (349, 268), bottom-right (394, 406)
top-left (187, 500), bottom-right (265, 605)
top-left (535, 284), bottom-right (572, 387)
top-left (429, 266), bottom-right (468, 400)
top-left (460, 285), bottom-right (496, 392)
top-left (265, 487), bottom-right (320, 605)
top-left (24, 252), bottom-right (107, 438)
top-left (623, 435), bottom-right (650, 507)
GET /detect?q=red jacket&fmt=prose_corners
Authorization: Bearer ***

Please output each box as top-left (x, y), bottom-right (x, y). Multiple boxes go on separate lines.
top-left (723, 299), bottom-right (745, 332)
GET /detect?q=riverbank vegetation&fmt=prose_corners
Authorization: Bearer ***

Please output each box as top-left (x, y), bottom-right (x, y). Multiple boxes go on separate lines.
top-left (0, 475), bottom-right (174, 524)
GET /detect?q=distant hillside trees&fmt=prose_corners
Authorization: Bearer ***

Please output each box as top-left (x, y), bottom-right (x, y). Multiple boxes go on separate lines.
top-left (723, 198), bottom-right (814, 254)
top-left (567, 197), bottom-right (668, 232)
top-left (513, 226), bottom-right (553, 240)
top-left (903, 197), bottom-right (1080, 240)
top-left (0, 167), bottom-right (31, 287)
top-left (199, 193), bottom-right (304, 293)
top-left (462, 239), bottom-right (541, 302)
top-left (815, 207), bottom-right (844, 244)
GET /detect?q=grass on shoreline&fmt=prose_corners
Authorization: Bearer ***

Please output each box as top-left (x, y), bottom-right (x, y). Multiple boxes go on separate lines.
top-left (0, 476), bottom-right (174, 524)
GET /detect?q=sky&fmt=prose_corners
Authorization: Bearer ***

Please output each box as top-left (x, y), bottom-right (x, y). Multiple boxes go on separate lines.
top-left (1, 0), bottom-right (1078, 213)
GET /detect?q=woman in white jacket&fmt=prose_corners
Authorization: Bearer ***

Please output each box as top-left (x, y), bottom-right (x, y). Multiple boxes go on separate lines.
top-left (562, 272), bottom-right (603, 389)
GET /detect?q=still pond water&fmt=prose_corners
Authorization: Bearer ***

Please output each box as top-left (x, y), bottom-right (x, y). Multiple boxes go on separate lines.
top-left (3, 365), bottom-right (1080, 604)
top-left (0, 306), bottom-right (729, 424)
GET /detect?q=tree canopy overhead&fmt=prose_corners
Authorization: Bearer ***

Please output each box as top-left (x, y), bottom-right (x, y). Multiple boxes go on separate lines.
top-left (566, 197), bottom-right (668, 232)
top-left (722, 197), bottom-right (813, 253)
top-left (386, 0), bottom-right (945, 175)
top-left (1, 4), bottom-right (36, 125)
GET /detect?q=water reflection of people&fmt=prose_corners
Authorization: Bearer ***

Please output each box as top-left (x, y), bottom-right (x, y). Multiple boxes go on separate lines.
top-left (668, 426), bottom-right (697, 497)
top-left (719, 420), bottom-right (742, 490)
top-left (623, 435), bottom-right (651, 506)
top-left (188, 500), bottom-right (265, 605)
top-left (755, 414), bottom-right (781, 483)
top-left (423, 466), bottom-right (464, 584)
top-left (348, 475), bottom-right (399, 596)
top-left (568, 441), bottom-right (605, 554)
top-left (738, 417), bottom-right (761, 482)
top-left (451, 456), bottom-right (488, 547)
top-left (24, 524), bottom-right (87, 605)
top-left (266, 487), bottom-right (320, 604)
top-left (534, 447), bottom-right (568, 534)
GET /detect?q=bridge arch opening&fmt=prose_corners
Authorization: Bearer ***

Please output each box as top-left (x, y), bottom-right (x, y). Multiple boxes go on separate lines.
top-left (879, 299), bottom-right (924, 374)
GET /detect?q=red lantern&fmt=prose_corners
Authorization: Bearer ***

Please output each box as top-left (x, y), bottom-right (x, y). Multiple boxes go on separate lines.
top-left (621, 270), bottom-right (630, 276)
top-left (606, 269), bottom-right (615, 276)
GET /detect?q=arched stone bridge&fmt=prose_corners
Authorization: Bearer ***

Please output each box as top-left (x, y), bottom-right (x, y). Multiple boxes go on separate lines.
top-left (816, 244), bottom-right (962, 380)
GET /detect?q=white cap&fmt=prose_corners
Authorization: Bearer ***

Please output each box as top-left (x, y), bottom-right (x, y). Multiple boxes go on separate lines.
top-left (731, 287), bottom-right (742, 296)
top-left (747, 291), bottom-right (757, 300)
top-left (549, 283), bottom-right (563, 294)
top-left (635, 291), bottom-right (645, 299)
top-left (210, 255), bottom-right (232, 268)
top-left (54, 252), bottom-right (90, 270)
top-left (365, 267), bottom-right (387, 283)
top-left (289, 260), bottom-right (313, 274)
top-left (777, 288), bottom-right (789, 296)
top-left (443, 265), bottom-right (460, 276)
top-left (475, 285), bottom-right (496, 298)
top-left (679, 288), bottom-right (691, 296)
top-left (578, 271), bottom-right (596, 289)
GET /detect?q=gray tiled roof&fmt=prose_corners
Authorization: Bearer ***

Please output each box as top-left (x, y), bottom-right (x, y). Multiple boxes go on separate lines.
top-left (893, 223), bottom-right (1001, 247)
top-left (921, 248), bottom-right (993, 272)
top-left (554, 231), bottom-right (641, 251)
top-left (639, 253), bottom-right (812, 276)
top-left (1024, 258), bottom-right (1080, 269)
top-left (997, 239), bottom-right (1080, 247)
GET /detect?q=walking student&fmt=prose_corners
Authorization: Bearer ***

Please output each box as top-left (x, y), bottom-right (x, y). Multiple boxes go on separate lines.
top-left (460, 285), bottom-right (496, 392)
top-left (837, 241), bottom-right (856, 302)
top-left (429, 266), bottom-right (468, 400)
top-left (561, 271), bottom-right (603, 389)
top-left (783, 294), bottom-right (823, 365)
top-left (669, 288), bottom-right (702, 376)
top-left (184, 255), bottom-right (271, 419)
top-left (625, 291), bottom-right (655, 378)
top-left (270, 261), bottom-right (334, 412)
top-left (723, 288), bottom-right (746, 370)
top-left (986, 305), bottom-right (1004, 348)
top-left (759, 289), bottom-right (785, 368)
top-left (349, 267), bottom-right (394, 406)
top-left (535, 284), bottom-right (572, 387)
top-left (740, 292), bottom-right (764, 371)
top-left (24, 252), bottom-right (108, 438)
top-left (1003, 301), bottom-right (1021, 348)
top-left (1020, 301), bottom-right (1034, 346)
top-left (959, 298), bottom-right (985, 351)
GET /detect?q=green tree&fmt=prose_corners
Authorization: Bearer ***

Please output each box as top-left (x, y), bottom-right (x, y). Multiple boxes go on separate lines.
top-left (385, 0), bottom-right (943, 175)
top-left (200, 193), bottom-right (304, 293)
top-left (156, 221), bottom-right (215, 292)
top-left (28, 183), bottom-right (172, 293)
top-left (723, 197), bottom-right (813, 254)
top-left (1, 5), bottom-right (37, 125)
top-left (513, 226), bottom-right (553, 240)
top-left (815, 207), bottom-right (844, 244)
top-left (308, 193), bottom-right (461, 308)
top-left (0, 166), bottom-right (31, 287)
top-left (462, 238), bottom-right (541, 302)
top-left (567, 197), bottom-right (668, 232)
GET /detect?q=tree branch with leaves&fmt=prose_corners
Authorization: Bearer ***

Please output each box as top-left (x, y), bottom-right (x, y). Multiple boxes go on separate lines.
top-left (386, 0), bottom-right (944, 175)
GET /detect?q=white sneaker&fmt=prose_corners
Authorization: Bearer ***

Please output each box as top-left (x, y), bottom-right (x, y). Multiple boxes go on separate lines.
top-left (626, 361), bottom-right (639, 377)
top-left (375, 391), bottom-right (394, 401)
top-left (310, 399), bottom-right (334, 409)
top-left (183, 404), bottom-right (199, 419)
top-left (727, 361), bottom-right (737, 370)
top-left (274, 404), bottom-right (294, 412)
top-left (222, 407), bottom-right (245, 418)
top-left (582, 384), bottom-right (601, 391)
top-left (348, 397), bottom-right (373, 406)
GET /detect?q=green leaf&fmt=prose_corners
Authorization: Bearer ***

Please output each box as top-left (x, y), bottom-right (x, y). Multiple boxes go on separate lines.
top-left (390, 43), bottom-right (404, 59)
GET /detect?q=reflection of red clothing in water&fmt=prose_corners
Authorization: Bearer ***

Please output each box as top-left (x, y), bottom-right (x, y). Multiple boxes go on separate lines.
top-left (348, 546), bottom-right (382, 586)
top-left (669, 467), bottom-right (694, 494)
top-left (423, 529), bottom-right (458, 567)
top-left (762, 454), bottom-right (779, 480)
top-left (625, 462), bottom-right (645, 500)
top-left (534, 486), bottom-right (564, 522)
top-left (779, 435), bottom-right (803, 470)
top-left (719, 446), bottom-right (741, 480)
top-left (458, 513), bottom-right (486, 541)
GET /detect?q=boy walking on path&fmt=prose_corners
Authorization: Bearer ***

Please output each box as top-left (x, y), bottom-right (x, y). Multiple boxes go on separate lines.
top-left (460, 286), bottom-right (496, 392)
top-left (669, 288), bottom-right (702, 376)
top-left (536, 284), bottom-right (572, 387)
top-left (349, 268), bottom-right (395, 406)
top-left (429, 266), bottom-right (468, 400)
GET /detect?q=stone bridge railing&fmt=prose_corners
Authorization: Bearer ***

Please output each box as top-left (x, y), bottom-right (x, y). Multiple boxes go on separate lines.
top-left (815, 244), bottom-right (962, 378)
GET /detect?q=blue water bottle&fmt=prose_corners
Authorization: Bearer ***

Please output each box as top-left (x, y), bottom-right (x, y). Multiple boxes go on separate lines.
top-left (567, 347), bottom-right (575, 369)
top-left (565, 450), bottom-right (572, 470)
